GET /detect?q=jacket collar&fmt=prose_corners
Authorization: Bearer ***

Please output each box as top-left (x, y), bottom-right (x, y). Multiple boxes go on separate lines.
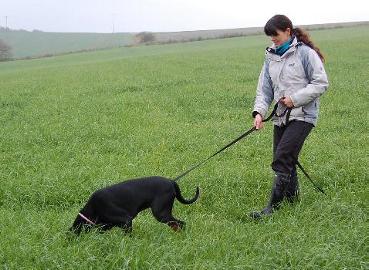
top-left (266, 37), bottom-right (302, 60)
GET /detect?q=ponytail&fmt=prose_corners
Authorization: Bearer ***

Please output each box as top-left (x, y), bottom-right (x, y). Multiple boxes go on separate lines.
top-left (293, 27), bottom-right (325, 63)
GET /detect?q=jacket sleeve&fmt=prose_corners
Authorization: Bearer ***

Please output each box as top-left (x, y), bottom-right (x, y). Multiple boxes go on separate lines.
top-left (253, 59), bottom-right (274, 118)
top-left (290, 48), bottom-right (329, 107)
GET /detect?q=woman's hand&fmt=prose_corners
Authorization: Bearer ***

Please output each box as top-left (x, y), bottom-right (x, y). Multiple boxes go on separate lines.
top-left (254, 113), bottom-right (264, 130)
top-left (280, 96), bottom-right (294, 108)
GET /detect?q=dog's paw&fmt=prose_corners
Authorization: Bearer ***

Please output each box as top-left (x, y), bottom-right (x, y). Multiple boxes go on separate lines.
top-left (167, 221), bottom-right (185, 232)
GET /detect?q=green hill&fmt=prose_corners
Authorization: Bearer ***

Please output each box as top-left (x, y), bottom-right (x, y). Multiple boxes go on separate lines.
top-left (1, 21), bottom-right (368, 60)
top-left (0, 29), bottom-right (133, 59)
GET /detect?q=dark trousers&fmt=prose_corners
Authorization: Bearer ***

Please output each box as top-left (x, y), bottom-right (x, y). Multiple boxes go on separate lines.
top-left (272, 121), bottom-right (314, 176)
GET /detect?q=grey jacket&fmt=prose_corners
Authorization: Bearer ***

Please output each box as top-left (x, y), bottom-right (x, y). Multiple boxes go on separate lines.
top-left (253, 37), bottom-right (329, 126)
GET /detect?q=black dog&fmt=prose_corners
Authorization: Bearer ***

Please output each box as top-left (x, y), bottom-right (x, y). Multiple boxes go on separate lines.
top-left (70, 176), bottom-right (199, 234)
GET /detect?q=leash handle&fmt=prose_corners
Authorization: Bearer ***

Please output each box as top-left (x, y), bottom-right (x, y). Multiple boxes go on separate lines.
top-left (262, 103), bottom-right (279, 122)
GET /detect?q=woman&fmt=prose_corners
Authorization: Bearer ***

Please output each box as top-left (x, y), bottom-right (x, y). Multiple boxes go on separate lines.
top-left (250, 15), bottom-right (329, 219)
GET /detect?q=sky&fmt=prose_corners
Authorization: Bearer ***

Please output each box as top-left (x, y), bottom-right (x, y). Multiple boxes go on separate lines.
top-left (1, 0), bottom-right (368, 33)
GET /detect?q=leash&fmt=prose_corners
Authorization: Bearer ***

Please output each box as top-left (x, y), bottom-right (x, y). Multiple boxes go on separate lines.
top-left (296, 160), bottom-right (326, 195)
top-left (173, 126), bottom-right (257, 181)
top-left (174, 103), bottom-right (326, 195)
top-left (173, 103), bottom-right (279, 181)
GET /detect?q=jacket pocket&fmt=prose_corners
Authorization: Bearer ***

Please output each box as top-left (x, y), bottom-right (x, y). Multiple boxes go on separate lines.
top-left (301, 100), bottom-right (318, 118)
top-left (290, 106), bottom-right (304, 118)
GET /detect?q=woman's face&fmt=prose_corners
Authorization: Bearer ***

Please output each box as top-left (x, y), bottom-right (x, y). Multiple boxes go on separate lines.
top-left (270, 28), bottom-right (291, 46)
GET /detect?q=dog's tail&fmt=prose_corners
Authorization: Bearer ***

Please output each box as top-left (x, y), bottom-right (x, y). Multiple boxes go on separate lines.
top-left (173, 182), bottom-right (200, 204)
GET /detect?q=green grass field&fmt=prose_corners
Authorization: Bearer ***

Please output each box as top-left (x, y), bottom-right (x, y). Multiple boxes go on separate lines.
top-left (0, 25), bottom-right (368, 269)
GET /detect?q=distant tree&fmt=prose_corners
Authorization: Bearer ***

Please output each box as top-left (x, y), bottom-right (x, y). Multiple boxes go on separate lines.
top-left (134, 32), bottom-right (155, 44)
top-left (0, 39), bottom-right (12, 61)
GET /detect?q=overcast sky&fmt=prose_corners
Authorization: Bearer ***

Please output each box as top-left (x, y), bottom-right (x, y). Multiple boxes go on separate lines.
top-left (1, 0), bottom-right (368, 33)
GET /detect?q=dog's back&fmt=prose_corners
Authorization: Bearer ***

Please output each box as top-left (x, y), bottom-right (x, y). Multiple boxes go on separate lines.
top-left (94, 176), bottom-right (174, 213)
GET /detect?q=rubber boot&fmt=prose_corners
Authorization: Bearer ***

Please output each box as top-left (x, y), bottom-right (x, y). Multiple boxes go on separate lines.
top-left (250, 173), bottom-right (290, 219)
top-left (285, 174), bottom-right (299, 203)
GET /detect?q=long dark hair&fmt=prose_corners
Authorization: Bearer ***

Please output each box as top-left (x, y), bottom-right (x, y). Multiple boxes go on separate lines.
top-left (264, 15), bottom-right (325, 62)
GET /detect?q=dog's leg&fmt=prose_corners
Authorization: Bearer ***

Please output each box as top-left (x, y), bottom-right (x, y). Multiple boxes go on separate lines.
top-left (98, 206), bottom-right (133, 233)
top-left (119, 219), bottom-right (133, 234)
top-left (151, 197), bottom-right (185, 231)
top-left (167, 220), bottom-right (186, 231)
top-left (108, 215), bottom-right (132, 233)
